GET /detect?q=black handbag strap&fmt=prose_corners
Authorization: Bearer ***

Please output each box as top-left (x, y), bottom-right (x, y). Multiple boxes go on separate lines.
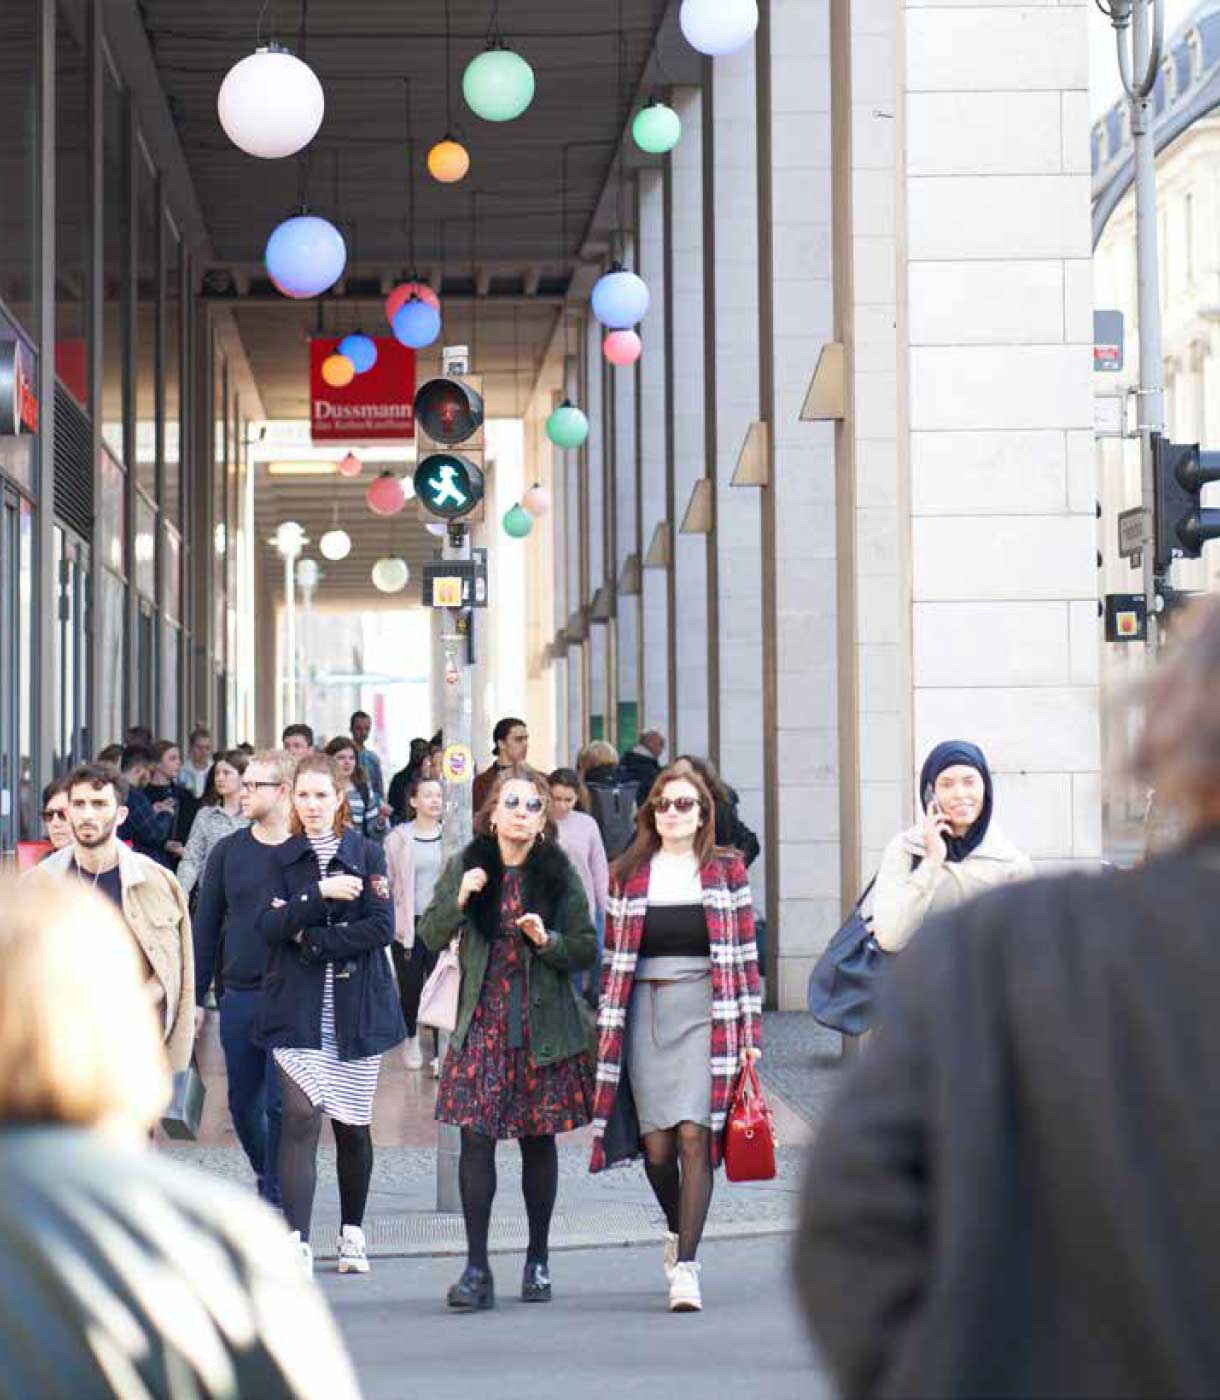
top-left (852, 876), bottom-right (877, 912)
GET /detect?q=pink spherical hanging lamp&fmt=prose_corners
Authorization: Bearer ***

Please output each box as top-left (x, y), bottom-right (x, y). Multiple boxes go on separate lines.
top-left (366, 470), bottom-right (406, 516)
top-left (603, 329), bottom-right (642, 367)
top-left (337, 451), bottom-right (363, 478)
top-left (385, 280), bottom-right (440, 323)
top-left (522, 483), bottom-right (551, 517)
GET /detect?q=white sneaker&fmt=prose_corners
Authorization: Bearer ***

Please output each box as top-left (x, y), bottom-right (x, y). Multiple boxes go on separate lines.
top-left (663, 1231), bottom-right (680, 1282)
top-left (289, 1230), bottom-right (313, 1279)
top-left (430, 1055), bottom-right (440, 1078)
top-left (668, 1260), bottom-right (703, 1313)
top-left (403, 1035), bottom-right (423, 1070)
top-left (337, 1224), bottom-right (370, 1275)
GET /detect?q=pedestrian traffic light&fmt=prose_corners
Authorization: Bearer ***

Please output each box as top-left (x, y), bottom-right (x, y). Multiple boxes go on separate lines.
top-left (1153, 435), bottom-right (1220, 571)
top-left (414, 375), bottom-right (485, 521)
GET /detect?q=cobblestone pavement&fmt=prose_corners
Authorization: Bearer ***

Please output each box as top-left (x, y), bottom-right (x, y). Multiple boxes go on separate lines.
top-left (756, 1011), bottom-right (849, 1126)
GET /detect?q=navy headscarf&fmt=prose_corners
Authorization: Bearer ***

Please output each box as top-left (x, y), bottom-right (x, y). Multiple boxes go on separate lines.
top-left (918, 740), bottom-right (993, 863)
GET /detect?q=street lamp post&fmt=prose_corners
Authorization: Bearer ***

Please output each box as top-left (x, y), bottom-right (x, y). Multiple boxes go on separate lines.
top-left (1103, 0), bottom-right (1165, 643)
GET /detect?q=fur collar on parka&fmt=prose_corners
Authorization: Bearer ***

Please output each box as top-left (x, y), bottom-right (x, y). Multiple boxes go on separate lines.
top-left (460, 833), bottom-right (575, 940)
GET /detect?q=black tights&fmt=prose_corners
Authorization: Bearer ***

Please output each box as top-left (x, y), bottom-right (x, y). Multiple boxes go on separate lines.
top-left (459, 1129), bottom-right (557, 1272)
top-left (277, 1068), bottom-right (373, 1243)
top-left (642, 1122), bottom-right (714, 1263)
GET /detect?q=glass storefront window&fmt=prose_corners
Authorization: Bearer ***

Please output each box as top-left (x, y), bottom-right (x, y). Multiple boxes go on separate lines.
top-left (97, 568), bottom-right (125, 748)
top-left (102, 65), bottom-right (126, 464)
top-left (99, 447), bottom-right (126, 574)
top-left (135, 145), bottom-right (158, 500)
top-left (162, 522), bottom-right (181, 624)
top-left (134, 492), bottom-right (156, 599)
top-left (161, 624), bottom-right (180, 743)
top-left (0, 1), bottom-right (37, 336)
top-left (18, 500), bottom-right (33, 840)
top-left (165, 222), bottom-right (182, 525)
top-left (56, 7), bottom-right (91, 412)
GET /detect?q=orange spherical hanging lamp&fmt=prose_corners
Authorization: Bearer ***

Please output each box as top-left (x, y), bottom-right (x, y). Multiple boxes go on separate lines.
top-left (428, 135), bottom-right (470, 184)
top-left (321, 352), bottom-right (356, 387)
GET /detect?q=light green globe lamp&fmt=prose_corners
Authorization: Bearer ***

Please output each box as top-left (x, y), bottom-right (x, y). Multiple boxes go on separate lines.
top-left (502, 503), bottom-right (535, 539)
top-left (545, 400), bottom-right (590, 450)
top-left (632, 100), bottom-right (681, 155)
top-left (463, 42), bottom-right (535, 123)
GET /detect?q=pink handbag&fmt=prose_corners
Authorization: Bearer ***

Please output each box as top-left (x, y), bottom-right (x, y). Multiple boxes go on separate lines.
top-left (418, 936), bottom-right (461, 1033)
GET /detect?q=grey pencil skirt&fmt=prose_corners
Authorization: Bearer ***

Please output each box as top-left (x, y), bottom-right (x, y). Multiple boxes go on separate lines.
top-left (626, 958), bottom-right (713, 1134)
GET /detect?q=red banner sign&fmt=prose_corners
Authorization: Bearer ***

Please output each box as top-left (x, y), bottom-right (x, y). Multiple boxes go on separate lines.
top-left (309, 337), bottom-right (415, 443)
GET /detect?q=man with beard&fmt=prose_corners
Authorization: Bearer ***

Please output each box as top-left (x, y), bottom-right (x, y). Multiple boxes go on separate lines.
top-left (34, 763), bottom-right (194, 1073)
top-left (192, 750), bottom-right (295, 1203)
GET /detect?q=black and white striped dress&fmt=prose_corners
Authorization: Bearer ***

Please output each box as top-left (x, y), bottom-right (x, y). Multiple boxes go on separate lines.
top-left (273, 832), bottom-right (383, 1126)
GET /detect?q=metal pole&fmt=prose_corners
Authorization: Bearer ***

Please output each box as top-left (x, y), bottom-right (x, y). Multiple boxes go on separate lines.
top-left (436, 521), bottom-right (474, 1213)
top-left (284, 552), bottom-right (296, 721)
top-left (1111, 0), bottom-right (1164, 642)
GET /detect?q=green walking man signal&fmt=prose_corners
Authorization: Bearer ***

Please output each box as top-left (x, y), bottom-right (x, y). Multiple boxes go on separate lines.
top-left (413, 375), bottom-right (485, 521)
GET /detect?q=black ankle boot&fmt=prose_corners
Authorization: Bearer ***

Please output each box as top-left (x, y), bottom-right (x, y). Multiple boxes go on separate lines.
top-left (447, 1264), bottom-right (495, 1311)
top-left (521, 1259), bottom-right (552, 1302)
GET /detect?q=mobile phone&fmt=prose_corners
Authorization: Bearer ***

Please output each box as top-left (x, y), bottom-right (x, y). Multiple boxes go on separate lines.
top-left (923, 783), bottom-right (938, 816)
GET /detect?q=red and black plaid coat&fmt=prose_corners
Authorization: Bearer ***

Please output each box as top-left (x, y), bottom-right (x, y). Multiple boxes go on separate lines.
top-left (588, 851), bottom-right (762, 1173)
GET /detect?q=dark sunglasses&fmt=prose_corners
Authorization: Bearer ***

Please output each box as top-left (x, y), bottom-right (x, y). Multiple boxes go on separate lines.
top-left (42, 807), bottom-right (70, 821)
top-left (502, 793), bottom-right (544, 814)
top-left (653, 796), bottom-right (701, 815)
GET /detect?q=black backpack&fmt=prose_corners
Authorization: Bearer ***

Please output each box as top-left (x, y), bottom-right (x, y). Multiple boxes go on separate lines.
top-left (587, 779), bottom-right (640, 858)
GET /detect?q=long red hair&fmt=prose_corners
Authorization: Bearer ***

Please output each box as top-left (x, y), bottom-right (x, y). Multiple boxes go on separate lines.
top-left (289, 752), bottom-right (351, 838)
top-left (612, 765), bottom-right (720, 884)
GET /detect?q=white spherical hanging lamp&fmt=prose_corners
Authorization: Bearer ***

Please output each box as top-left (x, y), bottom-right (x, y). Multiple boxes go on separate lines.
top-left (319, 528), bottom-right (352, 561)
top-left (679, 0), bottom-right (759, 56)
top-left (371, 557), bottom-right (410, 594)
top-left (591, 263), bottom-right (650, 330)
top-left (218, 45), bottom-right (325, 159)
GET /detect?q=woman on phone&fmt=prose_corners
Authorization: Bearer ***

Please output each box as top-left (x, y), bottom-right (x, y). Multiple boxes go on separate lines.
top-left (871, 740), bottom-right (1032, 952)
top-left (256, 753), bottom-right (405, 1277)
top-left (417, 765), bottom-right (596, 1313)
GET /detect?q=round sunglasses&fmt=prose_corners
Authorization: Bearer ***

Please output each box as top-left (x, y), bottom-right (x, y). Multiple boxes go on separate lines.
top-left (502, 793), bottom-right (545, 814)
top-left (653, 795), bottom-right (702, 815)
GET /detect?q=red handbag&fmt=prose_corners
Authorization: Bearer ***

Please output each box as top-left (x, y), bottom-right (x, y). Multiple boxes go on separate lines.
top-left (723, 1059), bottom-right (778, 1182)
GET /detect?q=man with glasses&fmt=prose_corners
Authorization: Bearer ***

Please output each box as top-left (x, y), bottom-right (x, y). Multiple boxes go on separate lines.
top-left (193, 750), bottom-right (295, 1204)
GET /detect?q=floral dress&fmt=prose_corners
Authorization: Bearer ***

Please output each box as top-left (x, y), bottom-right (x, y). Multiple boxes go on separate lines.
top-left (436, 868), bottom-right (594, 1139)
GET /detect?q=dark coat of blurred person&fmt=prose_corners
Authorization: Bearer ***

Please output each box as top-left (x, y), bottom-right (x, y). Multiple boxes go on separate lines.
top-left (0, 874), bottom-right (359, 1400)
top-left (796, 596), bottom-right (1220, 1400)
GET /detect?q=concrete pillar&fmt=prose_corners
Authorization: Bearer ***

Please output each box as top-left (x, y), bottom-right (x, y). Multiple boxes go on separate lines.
top-left (638, 168), bottom-right (671, 745)
top-left (710, 47), bottom-right (766, 909)
top-left (669, 85), bottom-right (710, 759)
top-left (614, 228), bottom-right (640, 750)
top-left (563, 353), bottom-right (584, 760)
top-left (585, 314), bottom-right (607, 740)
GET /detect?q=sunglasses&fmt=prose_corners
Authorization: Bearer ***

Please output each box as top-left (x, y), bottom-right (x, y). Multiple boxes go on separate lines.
top-left (240, 780), bottom-right (282, 792)
top-left (42, 807), bottom-right (70, 821)
top-left (502, 794), bottom-right (545, 814)
top-left (653, 796), bottom-right (701, 815)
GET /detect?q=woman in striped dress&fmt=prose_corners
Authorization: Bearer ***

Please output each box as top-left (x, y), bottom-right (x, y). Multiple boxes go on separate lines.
top-left (256, 753), bottom-right (405, 1277)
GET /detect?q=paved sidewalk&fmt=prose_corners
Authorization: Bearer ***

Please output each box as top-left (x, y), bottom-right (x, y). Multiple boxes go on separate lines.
top-left (168, 1009), bottom-right (841, 1260)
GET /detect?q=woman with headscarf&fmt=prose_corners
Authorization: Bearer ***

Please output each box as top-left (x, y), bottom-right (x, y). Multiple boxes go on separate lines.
top-left (871, 740), bottom-right (1032, 952)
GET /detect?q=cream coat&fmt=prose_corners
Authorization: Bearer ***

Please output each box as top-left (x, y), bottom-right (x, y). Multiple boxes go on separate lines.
top-left (36, 845), bottom-right (195, 1071)
top-left (871, 824), bottom-right (1033, 952)
top-left (384, 821), bottom-right (446, 948)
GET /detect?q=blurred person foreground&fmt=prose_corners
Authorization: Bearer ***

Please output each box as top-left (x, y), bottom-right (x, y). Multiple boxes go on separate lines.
top-left (797, 595), bottom-right (1220, 1400)
top-left (0, 875), bottom-right (358, 1400)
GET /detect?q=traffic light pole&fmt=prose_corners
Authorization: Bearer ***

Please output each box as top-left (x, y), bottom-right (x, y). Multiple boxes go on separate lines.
top-left (1108, 0), bottom-right (1165, 642)
top-left (435, 521), bottom-right (473, 1214)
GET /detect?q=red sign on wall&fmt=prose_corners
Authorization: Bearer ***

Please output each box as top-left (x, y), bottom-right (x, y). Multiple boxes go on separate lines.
top-left (309, 337), bottom-right (416, 443)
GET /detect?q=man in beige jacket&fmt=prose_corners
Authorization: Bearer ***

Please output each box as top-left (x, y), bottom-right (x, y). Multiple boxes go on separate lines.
top-left (34, 763), bottom-right (194, 1072)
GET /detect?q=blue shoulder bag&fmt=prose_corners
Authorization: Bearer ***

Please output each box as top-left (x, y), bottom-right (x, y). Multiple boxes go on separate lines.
top-left (806, 878), bottom-right (894, 1036)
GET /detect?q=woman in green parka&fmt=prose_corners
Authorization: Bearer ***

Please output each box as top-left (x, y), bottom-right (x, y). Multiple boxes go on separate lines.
top-left (418, 763), bottom-right (596, 1313)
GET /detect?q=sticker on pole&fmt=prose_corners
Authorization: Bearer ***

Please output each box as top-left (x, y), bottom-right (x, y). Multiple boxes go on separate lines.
top-left (442, 743), bottom-right (473, 785)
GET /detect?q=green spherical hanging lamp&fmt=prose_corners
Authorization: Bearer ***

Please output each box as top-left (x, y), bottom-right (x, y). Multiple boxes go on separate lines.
top-left (463, 42), bottom-right (535, 123)
top-left (502, 503), bottom-right (535, 539)
top-left (545, 400), bottom-right (590, 450)
top-left (632, 100), bottom-right (682, 155)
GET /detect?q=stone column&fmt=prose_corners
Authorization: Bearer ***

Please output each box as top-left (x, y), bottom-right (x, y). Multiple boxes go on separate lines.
top-left (584, 313), bottom-right (607, 740)
top-left (614, 230), bottom-right (640, 749)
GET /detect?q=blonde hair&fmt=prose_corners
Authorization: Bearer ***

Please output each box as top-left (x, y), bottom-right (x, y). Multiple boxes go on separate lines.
top-left (577, 741), bottom-right (619, 773)
top-left (0, 876), bottom-right (168, 1133)
top-left (249, 747), bottom-right (297, 788)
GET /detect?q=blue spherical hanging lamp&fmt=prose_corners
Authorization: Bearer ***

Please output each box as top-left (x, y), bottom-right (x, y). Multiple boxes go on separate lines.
top-left (338, 332), bottom-right (378, 374)
top-left (591, 263), bottom-right (650, 330)
top-left (391, 296), bottom-right (442, 349)
top-left (265, 214), bottom-right (347, 299)
top-left (463, 41), bottom-right (536, 122)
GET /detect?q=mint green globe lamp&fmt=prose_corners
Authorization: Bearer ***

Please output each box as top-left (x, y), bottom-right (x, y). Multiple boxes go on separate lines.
top-left (632, 100), bottom-right (681, 155)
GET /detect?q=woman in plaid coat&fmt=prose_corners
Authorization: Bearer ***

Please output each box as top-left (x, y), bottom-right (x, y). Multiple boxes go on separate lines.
top-left (589, 764), bottom-right (762, 1313)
